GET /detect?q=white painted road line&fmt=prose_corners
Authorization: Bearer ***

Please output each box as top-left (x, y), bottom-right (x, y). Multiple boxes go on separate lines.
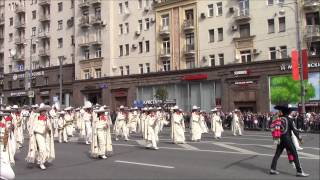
top-left (136, 140), bottom-right (147, 147)
top-left (223, 142), bottom-right (320, 150)
top-left (212, 142), bottom-right (257, 154)
top-left (115, 160), bottom-right (175, 169)
top-left (177, 143), bottom-right (200, 150)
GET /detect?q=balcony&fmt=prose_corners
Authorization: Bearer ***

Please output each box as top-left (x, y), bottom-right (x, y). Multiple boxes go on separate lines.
top-left (304, 25), bottom-right (320, 40)
top-left (79, 40), bottom-right (90, 48)
top-left (91, 16), bottom-right (103, 26)
top-left (91, 38), bottom-right (103, 46)
top-left (38, 49), bottom-right (50, 57)
top-left (184, 44), bottom-right (195, 56)
top-left (39, 14), bottom-right (50, 22)
top-left (159, 49), bottom-right (171, 58)
top-left (38, 0), bottom-right (50, 6)
top-left (159, 26), bottom-right (170, 36)
top-left (38, 31), bottom-right (50, 39)
top-left (15, 5), bottom-right (26, 14)
top-left (91, 0), bottom-right (101, 6)
top-left (79, 16), bottom-right (90, 28)
top-left (303, 0), bottom-right (320, 10)
top-left (15, 21), bottom-right (26, 29)
top-left (15, 37), bottom-right (26, 45)
top-left (80, 56), bottom-right (103, 63)
top-left (79, 1), bottom-right (90, 8)
top-left (233, 35), bottom-right (255, 49)
top-left (14, 54), bottom-right (25, 61)
top-left (183, 19), bottom-right (195, 31)
top-left (234, 8), bottom-right (250, 22)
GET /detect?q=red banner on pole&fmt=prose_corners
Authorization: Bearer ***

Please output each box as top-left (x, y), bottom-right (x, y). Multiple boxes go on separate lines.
top-left (291, 49), bottom-right (300, 81)
top-left (302, 49), bottom-right (308, 80)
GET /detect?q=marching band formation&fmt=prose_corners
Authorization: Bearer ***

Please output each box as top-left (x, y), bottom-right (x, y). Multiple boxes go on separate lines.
top-left (0, 101), bottom-right (310, 179)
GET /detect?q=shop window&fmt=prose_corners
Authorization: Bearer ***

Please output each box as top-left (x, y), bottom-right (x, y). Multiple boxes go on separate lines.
top-left (19, 80), bottom-right (24, 88)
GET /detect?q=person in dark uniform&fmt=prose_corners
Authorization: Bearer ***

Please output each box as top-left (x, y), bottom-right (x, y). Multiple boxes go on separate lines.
top-left (270, 104), bottom-right (309, 177)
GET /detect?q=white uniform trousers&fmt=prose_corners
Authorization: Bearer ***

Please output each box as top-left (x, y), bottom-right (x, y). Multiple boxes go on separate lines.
top-left (115, 120), bottom-right (128, 139)
top-left (96, 128), bottom-right (107, 156)
top-left (35, 133), bottom-right (47, 164)
top-left (85, 121), bottom-right (92, 143)
top-left (58, 128), bottom-right (68, 143)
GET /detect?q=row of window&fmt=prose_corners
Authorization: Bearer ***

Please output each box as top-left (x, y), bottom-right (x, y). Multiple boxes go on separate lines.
top-left (7, 0), bottom-right (75, 11)
top-left (119, 0), bottom-right (155, 14)
top-left (119, 18), bottom-right (151, 35)
top-left (82, 47), bottom-right (102, 60)
top-left (83, 68), bottom-right (101, 79)
top-left (119, 41), bottom-right (150, 56)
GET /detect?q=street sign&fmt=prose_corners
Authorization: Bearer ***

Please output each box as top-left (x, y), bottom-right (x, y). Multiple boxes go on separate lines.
top-left (53, 96), bottom-right (59, 103)
top-left (28, 90), bottom-right (35, 98)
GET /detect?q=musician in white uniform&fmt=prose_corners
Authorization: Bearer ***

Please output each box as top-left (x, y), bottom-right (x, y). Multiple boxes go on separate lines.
top-left (171, 106), bottom-right (185, 144)
top-left (211, 108), bottom-right (224, 139)
top-left (146, 107), bottom-right (159, 150)
top-left (57, 111), bottom-right (67, 143)
top-left (114, 106), bottom-right (129, 141)
top-left (191, 106), bottom-right (202, 141)
top-left (231, 109), bottom-right (242, 136)
top-left (64, 107), bottom-right (74, 138)
top-left (82, 102), bottom-right (93, 144)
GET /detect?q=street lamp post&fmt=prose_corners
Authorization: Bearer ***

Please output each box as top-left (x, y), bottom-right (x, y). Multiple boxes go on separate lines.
top-left (29, 38), bottom-right (33, 106)
top-left (279, 0), bottom-right (305, 114)
top-left (59, 56), bottom-right (65, 108)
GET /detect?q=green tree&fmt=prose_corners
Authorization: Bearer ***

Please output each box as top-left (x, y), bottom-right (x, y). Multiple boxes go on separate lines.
top-left (154, 87), bottom-right (168, 101)
top-left (271, 75), bottom-right (316, 105)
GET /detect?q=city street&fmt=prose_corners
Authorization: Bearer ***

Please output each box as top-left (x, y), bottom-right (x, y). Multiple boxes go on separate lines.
top-left (13, 129), bottom-right (319, 180)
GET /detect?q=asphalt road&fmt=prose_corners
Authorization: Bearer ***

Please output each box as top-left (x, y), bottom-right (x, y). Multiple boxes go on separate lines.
top-left (12, 129), bottom-right (319, 180)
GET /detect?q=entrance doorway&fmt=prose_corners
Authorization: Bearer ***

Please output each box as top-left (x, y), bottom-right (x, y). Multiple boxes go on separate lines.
top-left (234, 101), bottom-right (256, 112)
top-left (115, 96), bottom-right (127, 108)
top-left (85, 92), bottom-right (102, 105)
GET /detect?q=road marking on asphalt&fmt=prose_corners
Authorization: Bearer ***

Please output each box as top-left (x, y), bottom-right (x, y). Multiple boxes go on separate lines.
top-left (136, 140), bottom-right (147, 147)
top-left (212, 142), bottom-right (257, 154)
top-left (115, 160), bottom-right (175, 169)
top-left (177, 143), bottom-right (200, 150)
top-left (223, 142), bottom-right (320, 150)
top-left (112, 143), bottom-right (317, 160)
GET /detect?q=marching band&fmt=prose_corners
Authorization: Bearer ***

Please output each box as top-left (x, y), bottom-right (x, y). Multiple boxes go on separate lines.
top-left (0, 101), bottom-right (310, 179)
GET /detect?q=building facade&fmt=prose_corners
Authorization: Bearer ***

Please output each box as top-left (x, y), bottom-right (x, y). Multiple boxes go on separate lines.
top-left (1, 0), bottom-right (320, 112)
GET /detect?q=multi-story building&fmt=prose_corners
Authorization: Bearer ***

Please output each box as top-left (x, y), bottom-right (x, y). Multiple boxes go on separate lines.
top-left (0, 0), bottom-right (5, 104)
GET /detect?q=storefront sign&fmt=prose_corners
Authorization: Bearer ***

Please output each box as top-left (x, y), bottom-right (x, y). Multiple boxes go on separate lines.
top-left (280, 62), bottom-right (320, 71)
top-left (114, 91), bottom-right (127, 97)
top-left (143, 99), bottom-right (163, 105)
top-left (182, 74), bottom-right (208, 81)
top-left (234, 81), bottom-right (254, 85)
top-left (12, 71), bottom-right (45, 80)
top-left (40, 91), bottom-right (50, 95)
top-left (234, 70), bottom-right (251, 76)
top-left (10, 91), bottom-right (26, 97)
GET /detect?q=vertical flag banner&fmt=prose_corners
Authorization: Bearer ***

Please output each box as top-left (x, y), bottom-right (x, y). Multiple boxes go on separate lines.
top-left (302, 49), bottom-right (309, 80)
top-left (291, 49), bottom-right (300, 81)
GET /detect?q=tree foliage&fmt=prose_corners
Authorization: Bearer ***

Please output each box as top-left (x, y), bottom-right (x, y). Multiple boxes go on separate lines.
top-left (154, 87), bottom-right (168, 101)
top-left (271, 75), bottom-right (316, 105)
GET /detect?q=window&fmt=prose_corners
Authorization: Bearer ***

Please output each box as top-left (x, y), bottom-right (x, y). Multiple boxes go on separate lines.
top-left (95, 47), bottom-right (102, 58)
top-left (139, 64), bottom-right (143, 74)
top-left (278, 0), bottom-right (285, 4)
top-left (119, 45), bottom-right (123, 56)
top-left (83, 69), bottom-right (90, 79)
top-left (139, 42), bottom-right (143, 53)
top-left (138, 20), bottom-right (143, 32)
top-left (161, 15), bottom-right (169, 28)
top-left (146, 63), bottom-right (150, 73)
top-left (268, 19), bottom-right (275, 33)
top-left (240, 50), bottom-right (251, 63)
top-left (210, 55), bottom-right (215, 67)
top-left (239, 23), bottom-right (250, 38)
top-left (71, 0), bottom-right (74, 8)
top-left (32, 44), bottom-right (36, 54)
top-left (218, 53), bottom-right (224, 65)
top-left (163, 60), bottom-right (170, 71)
top-left (58, 20), bottom-right (63, 30)
top-left (145, 41), bottom-right (150, 52)
top-left (58, 2), bottom-right (63, 12)
top-left (162, 38), bottom-right (170, 54)
top-left (44, 77), bottom-right (48, 86)
top-left (209, 29), bottom-right (214, 42)
top-left (218, 28), bottom-right (223, 41)
top-left (84, 49), bottom-right (90, 59)
top-left (32, 27), bottom-right (36, 36)
top-left (71, 35), bottom-right (75, 46)
top-left (10, 18), bottom-right (13, 26)
top-left (32, 79), bottom-right (36, 87)
top-left (119, 24), bottom-right (123, 34)
top-left (267, 0), bottom-right (274, 5)
top-left (146, 0), bottom-right (150, 7)
top-left (124, 1), bottom-right (129, 12)
top-left (280, 46), bottom-right (287, 59)
top-left (186, 58), bottom-right (195, 69)
top-left (32, 10), bottom-right (36, 19)
top-left (138, 0), bottom-right (142, 9)
top-left (208, 4), bottom-right (214, 17)
top-left (125, 23), bottom-right (129, 34)
top-left (145, 18), bottom-right (150, 30)
top-left (95, 68), bottom-right (101, 78)
top-left (119, 3), bottom-right (123, 14)
top-left (119, 66), bottom-right (124, 76)
top-left (269, 47), bottom-right (276, 60)
top-left (216, 2), bottom-right (223, 16)
top-left (125, 44), bottom-right (130, 56)
top-left (126, 65), bottom-right (130, 75)
top-left (9, 33), bottom-right (13, 42)
top-left (186, 33), bottom-right (194, 51)
top-left (58, 38), bottom-right (63, 48)
top-left (8, 81), bottom-right (12, 89)
top-left (279, 17), bottom-right (286, 32)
